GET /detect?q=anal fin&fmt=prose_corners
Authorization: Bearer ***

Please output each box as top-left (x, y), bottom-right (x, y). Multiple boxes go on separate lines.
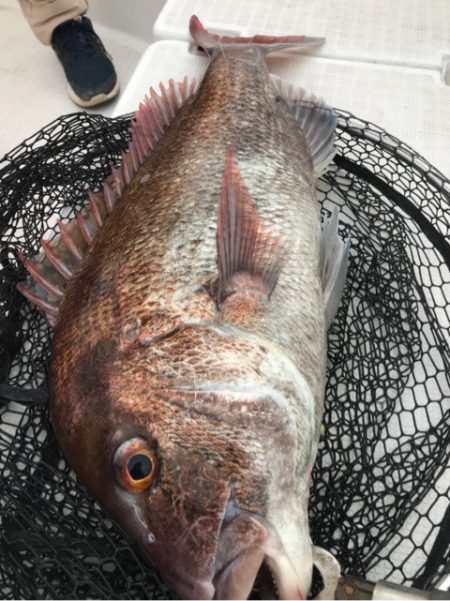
top-left (216, 151), bottom-right (287, 311)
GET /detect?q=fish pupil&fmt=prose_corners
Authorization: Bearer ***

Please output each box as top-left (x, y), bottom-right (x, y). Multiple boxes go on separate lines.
top-left (128, 454), bottom-right (152, 480)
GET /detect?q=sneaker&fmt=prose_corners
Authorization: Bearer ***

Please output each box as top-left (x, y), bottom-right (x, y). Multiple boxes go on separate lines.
top-left (51, 16), bottom-right (119, 108)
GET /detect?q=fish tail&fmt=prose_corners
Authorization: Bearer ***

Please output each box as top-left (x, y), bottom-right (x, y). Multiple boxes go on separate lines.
top-left (189, 15), bottom-right (324, 55)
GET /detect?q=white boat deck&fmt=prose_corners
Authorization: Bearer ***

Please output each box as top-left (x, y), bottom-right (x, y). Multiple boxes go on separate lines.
top-left (1, 0), bottom-right (449, 178)
top-left (0, 0), bottom-right (150, 158)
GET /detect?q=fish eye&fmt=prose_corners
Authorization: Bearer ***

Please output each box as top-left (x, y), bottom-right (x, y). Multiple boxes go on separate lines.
top-left (113, 437), bottom-right (158, 493)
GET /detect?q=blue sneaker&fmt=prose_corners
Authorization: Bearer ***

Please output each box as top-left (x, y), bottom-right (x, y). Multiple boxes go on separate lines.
top-left (51, 16), bottom-right (119, 108)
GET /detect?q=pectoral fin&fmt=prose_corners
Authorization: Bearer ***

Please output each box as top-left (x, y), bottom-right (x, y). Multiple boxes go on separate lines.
top-left (216, 151), bottom-right (287, 314)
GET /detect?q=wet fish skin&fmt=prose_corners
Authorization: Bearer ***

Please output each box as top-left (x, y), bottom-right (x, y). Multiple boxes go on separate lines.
top-left (54, 325), bottom-right (315, 597)
top-left (46, 21), bottom-right (338, 601)
top-left (54, 43), bottom-right (325, 426)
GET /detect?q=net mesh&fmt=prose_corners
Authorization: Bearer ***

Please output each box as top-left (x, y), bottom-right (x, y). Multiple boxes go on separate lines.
top-left (0, 110), bottom-right (449, 599)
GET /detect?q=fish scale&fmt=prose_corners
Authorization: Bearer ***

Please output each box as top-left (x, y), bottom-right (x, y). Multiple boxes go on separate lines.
top-left (17, 16), bottom-right (347, 601)
top-left (55, 47), bottom-right (322, 397)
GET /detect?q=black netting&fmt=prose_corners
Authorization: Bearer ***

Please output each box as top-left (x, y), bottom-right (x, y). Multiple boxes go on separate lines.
top-left (0, 110), bottom-right (449, 599)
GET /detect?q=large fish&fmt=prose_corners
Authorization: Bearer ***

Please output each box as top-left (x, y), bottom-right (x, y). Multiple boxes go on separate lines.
top-left (18, 15), bottom-right (348, 600)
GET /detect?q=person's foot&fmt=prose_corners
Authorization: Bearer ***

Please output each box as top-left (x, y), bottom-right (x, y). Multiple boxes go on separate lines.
top-left (51, 16), bottom-right (119, 108)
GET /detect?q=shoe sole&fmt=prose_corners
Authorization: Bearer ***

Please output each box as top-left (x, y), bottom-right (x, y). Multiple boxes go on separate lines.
top-left (68, 79), bottom-right (120, 108)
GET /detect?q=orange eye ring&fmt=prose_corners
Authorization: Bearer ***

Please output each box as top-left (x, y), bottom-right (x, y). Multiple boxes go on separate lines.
top-left (113, 437), bottom-right (158, 493)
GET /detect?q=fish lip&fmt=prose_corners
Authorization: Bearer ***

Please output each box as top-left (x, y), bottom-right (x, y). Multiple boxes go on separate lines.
top-left (213, 546), bottom-right (305, 600)
top-left (143, 488), bottom-right (235, 600)
top-left (213, 547), bottom-right (265, 600)
top-left (213, 512), bottom-right (306, 600)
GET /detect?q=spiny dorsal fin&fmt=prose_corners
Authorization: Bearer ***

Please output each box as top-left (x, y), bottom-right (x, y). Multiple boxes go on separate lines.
top-left (320, 208), bottom-right (350, 328)
top-left (17, 77), bottom-right (198, 324)
top-left (190, 15), bottom-right (324, 55)
top-left (270, 74), bottom-right (337, 177)
top-left (216, 151), bottom-right (287, 307)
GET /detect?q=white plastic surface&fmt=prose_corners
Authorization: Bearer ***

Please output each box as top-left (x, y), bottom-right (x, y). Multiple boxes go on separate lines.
top-left (113, 40), bottom-right (450, 179)
top-left (88, 0), bottom-right (165, 44)
top-left (154, 0), bottom-right (450, 71)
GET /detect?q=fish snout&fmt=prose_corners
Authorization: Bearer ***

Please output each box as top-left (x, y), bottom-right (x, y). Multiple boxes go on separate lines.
top-left (213, 512), bottom-right (306, 600)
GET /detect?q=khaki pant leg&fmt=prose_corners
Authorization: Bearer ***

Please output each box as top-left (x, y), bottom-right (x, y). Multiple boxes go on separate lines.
top-left (19, 0), bottom-right (89, 45)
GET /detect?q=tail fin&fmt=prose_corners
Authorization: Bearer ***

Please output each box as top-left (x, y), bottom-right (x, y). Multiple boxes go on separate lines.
top-left (189, 15), bottom-right (324, 55)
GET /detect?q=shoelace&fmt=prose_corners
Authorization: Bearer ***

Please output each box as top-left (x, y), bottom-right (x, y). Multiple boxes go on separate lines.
top-left (55, 23), bottom-right (108, 62)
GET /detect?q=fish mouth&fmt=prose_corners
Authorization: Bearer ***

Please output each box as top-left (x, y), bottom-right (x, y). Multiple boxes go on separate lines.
top-left (213, 512), bottom-right (305, 600)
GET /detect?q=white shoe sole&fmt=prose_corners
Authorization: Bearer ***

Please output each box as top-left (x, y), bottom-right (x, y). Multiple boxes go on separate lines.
top-left (68, 79), bottom-right (120, 108)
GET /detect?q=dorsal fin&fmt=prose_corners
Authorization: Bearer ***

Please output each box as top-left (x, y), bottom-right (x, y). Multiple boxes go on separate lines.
top-left (270, 74), bottom-right (337, 177)
top-left (216, 151), bottom-right (287, 307)
top-left (17, 77), bottom-right (198, 324)
top-left (190, 15), bottom-right (324, 56)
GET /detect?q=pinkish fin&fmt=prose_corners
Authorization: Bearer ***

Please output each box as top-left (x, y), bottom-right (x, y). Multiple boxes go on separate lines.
top-left (320, 209), bottom-right (350, 328)
top-left (17, 77), bottom-right (198, 325)
top-left (270, 74), bottom-right (337, 177)
top-left (16, 275), bottom-right (59, 327)
top-left (18, 252), bottom-right (64, 299)
top-left (189, 15), bottom-right (324, 55)
top-left (216, 151), bottom-right (287, 306)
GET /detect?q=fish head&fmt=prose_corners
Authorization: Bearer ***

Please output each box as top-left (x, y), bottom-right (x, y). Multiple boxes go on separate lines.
top-left (51, 324), bottom-right (316, 599)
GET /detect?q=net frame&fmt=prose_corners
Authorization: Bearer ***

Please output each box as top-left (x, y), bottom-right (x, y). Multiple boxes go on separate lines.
top-left (0, 109), bottom-right (449, 598)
